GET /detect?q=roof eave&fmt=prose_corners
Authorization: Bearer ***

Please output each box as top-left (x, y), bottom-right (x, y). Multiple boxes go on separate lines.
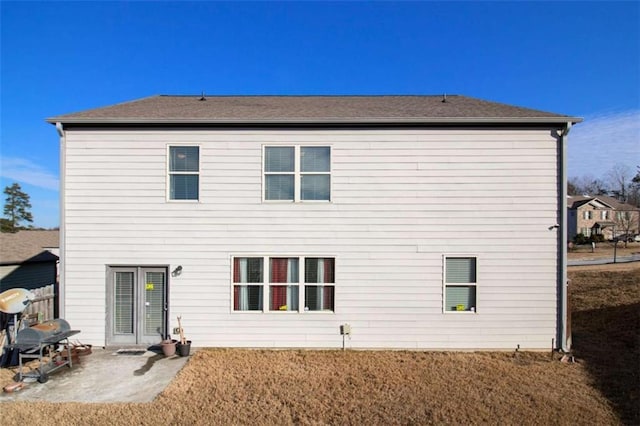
top-left (46, 116), bottom-right (583, 125)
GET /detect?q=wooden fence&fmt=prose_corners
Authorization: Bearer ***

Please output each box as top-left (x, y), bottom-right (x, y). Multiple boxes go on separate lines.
top-left (23, 284), bottom-right (56, 323)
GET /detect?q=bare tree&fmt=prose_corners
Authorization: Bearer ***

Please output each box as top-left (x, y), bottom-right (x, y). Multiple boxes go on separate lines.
top-left (568, 174), bottom-right (609, 196)
top-left (607, 163), bottom-right (634, 203)
top-left (628, 166), bottom-right (640, 207)
top-left (612, 206), bottom-right (640, 248)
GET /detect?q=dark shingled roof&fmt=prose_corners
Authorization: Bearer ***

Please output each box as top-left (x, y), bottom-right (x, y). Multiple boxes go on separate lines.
top-left (47, 95), bottom-right (581, 125)
top-left (0, 230), bottom-right (59, 265)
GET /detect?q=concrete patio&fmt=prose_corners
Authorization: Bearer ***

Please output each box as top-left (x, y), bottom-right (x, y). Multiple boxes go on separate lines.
top-left (0, 347), bottom-right (190, 403)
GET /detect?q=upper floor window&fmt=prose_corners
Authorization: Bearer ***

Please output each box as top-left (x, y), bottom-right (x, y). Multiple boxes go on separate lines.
top-left (583, 210), bottom-right (593, 220)
top-left (601, 210), bottom-right (609, 220)
top-left (169, 146), bottom-right (199, 200)
top-left (444, 256), bottom-right (477, 313)
top-left (264, 146), bottom-right (331, 202)
top-left (616, 211), bottom-right (631, 220)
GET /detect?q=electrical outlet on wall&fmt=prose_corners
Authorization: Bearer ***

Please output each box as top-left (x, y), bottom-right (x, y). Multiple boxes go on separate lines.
top-left (173, 327), bottom-right (181, 334)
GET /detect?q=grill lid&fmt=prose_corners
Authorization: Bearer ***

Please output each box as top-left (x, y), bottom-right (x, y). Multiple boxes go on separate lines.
top-left (16, 319), bottom-right (71, 344)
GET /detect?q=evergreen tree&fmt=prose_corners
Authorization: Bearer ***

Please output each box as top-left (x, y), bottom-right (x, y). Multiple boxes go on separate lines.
top-left (3, 182), bottom-right (33, 232)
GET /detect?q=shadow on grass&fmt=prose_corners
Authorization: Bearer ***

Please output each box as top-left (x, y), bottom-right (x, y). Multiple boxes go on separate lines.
top-left (572, 302), bottom-right (640, 425)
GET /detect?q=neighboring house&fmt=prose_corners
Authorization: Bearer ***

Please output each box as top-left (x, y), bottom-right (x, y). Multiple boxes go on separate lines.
top-left (568, 195), bottom-right (640, 241)
top-left (0, 230), bottom-right (59, 292)
top-left (47, 95), bottom-right (581, 350)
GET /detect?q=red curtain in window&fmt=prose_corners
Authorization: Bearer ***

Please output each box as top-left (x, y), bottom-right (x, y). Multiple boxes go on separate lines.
top-left (271, 258), bottom-right (288, 282)
top-left (323, 259), bottom-right (334, 310)
top-left (233, 259), bottom-right (240, 310)
top-left (323, 258), bottom-right (334, 283)
top-left (233, 258), bottom-right (240, 283)
top-left (233, 286), bottom-right (240, 310)
top-left (271, 286), bottom-right (286, 310)
top-left (271, 258), bottom-right (288, 310)
top-left (323, 287), bottom-right (333, 310)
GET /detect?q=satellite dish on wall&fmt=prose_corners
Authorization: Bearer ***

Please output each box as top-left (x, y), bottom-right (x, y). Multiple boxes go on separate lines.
top-left (0, 288), bottom-right (35, 314)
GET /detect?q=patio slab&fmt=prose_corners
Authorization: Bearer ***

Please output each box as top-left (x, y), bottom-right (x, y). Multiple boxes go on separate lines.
top-left (0, 347), bottom-right (190, 403)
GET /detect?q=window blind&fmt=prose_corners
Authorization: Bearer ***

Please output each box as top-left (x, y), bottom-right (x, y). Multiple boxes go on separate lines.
top-left (170, 146), bottom-right (199, 171)
top-left (115, 272), bottom-right (134, 334)
top-left (445, 286), bottom-right (476, 311)
top-left (301, 147), bottom-right (330, 172)
top-left (144, 272), bottom-right (165, 334)
top-left (265, 147), bottom-right (294, 172)
top-left (446, 257), bottom-right (476, 283)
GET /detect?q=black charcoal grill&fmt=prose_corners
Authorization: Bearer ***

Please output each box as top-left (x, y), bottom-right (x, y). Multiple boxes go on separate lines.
top-left (12, 319), bottom-right (80, 383)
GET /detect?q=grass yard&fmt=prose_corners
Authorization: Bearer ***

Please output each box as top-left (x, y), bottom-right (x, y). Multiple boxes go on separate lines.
top-left (1, 264), bottom-right (638, 425)
top-left (569, 263), bottom-right (639, 425)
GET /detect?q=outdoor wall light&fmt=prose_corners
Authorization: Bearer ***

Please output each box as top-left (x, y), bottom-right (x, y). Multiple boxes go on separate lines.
top-left (172, 265), bottom-right (183, 277)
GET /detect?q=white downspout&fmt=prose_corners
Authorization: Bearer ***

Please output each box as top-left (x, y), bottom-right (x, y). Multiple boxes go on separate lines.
top-left (560, 121), bottom-right (572, 352)
top-left (56, 122), bottom-right (66, 319)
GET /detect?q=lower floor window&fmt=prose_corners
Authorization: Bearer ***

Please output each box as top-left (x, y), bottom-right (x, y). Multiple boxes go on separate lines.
top-left (444, 256), bottom-right (477, 312)
top-left (445, 285), bottom-right (476, 312)
top-left (232, 256), bottom-right (335, 312)
top-left (270, 285), bottom-right (299, 311)
top-left (304, 285), bottom-right (334, 311)
top-left (580, 227), bottom-right (592, 237)
top-left (234, 285), bottom-right (263, 311)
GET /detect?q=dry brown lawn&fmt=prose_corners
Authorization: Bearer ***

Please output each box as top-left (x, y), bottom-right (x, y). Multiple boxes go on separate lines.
top-left (568, 263), bottom-right (639, 426)
top-left (1, 264), bottom-right (638, 425)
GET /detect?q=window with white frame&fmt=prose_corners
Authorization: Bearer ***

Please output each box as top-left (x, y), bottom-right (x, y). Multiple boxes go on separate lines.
top-left (583, 210), bottom-right (593, 220)
top-left (168, 146), bottom-right (199, 200)
top-left (269, 257), bottom-right (299, 311)
top-left (233, 257), bottom-right (264, 311)
top-left (264, 146), bottom-right (331, 201)
top-left (601, 210), bottom-right (609, 220)
top-left (444, 257), bottom-right (477, 312)
top-left (304, 258), bottom-right (335, 311)
top-left (232, 256), bottom-right (335, 312)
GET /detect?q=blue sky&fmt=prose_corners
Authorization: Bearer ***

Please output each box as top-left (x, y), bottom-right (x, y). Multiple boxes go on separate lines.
top-left (1, 1), bottom-right (638, 228)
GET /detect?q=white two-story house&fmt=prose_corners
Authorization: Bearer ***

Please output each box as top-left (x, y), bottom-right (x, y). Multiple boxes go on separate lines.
top-left (48, 95), bottom-right (580, 350)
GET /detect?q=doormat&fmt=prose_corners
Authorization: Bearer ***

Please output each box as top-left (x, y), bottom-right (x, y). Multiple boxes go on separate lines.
top-left (115, 349), bottom-right (147, 356)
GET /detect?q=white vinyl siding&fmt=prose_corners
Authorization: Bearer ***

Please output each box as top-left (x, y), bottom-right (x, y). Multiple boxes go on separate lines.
top-left (62, 128), bottom-right (560, 349)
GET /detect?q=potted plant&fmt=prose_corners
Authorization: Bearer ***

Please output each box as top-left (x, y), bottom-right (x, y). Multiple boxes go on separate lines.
top-left (161, 337), bottom-right (176, 357)
top-left (175, 315), bottom-right (191, 357)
